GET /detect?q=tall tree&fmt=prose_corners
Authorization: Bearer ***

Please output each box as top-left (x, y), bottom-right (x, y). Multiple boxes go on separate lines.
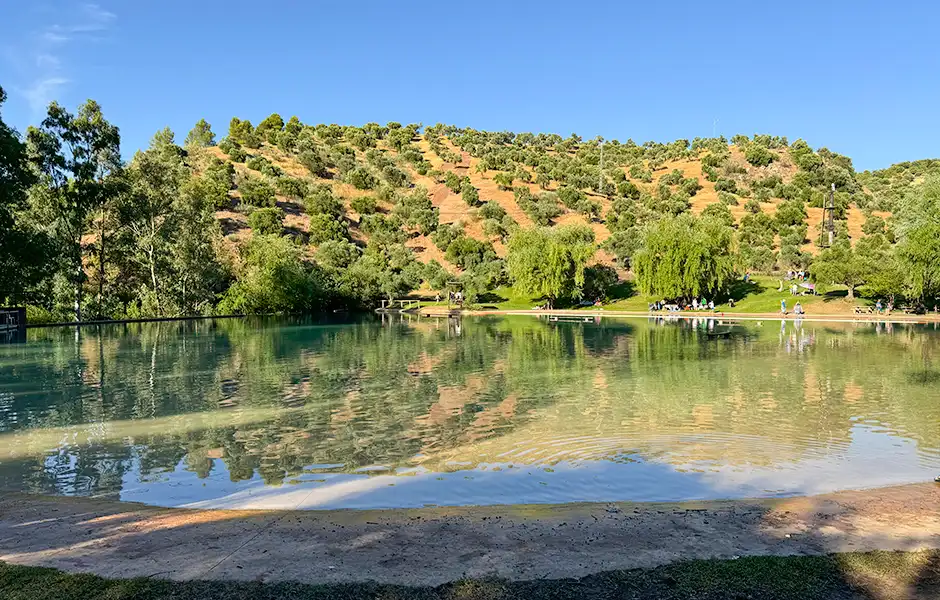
top-left (633, 214), bottom-right (735, 300)
top-left (117, 128), bottom-right (187, 315)
top-left (506, 224), bottom-right (595, 307)
top-left (0, 86), bottom-right (51, 305)
top-left (897, 223), bottom-right (940, 305)
top-left (27, 99), bottom-right (122, 321)
top-left (184, 119), bottom-right (216, 148)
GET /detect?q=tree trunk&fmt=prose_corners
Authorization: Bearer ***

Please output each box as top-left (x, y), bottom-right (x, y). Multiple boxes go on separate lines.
top-left (847, 284), bottom-right (855, 300)
top-left (97, 215), bottom-right (105, 320)
top-left (74, 256), bottom-right (83, 323)
top-left (148, 244), bottom-right (160, 314)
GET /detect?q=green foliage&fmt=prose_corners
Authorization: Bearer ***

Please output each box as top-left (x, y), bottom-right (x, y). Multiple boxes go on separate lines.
top-left (184, 119), bottom-right (215, 148)
top-left (219, 235), bottom-right (325, 314)
top-left (478, 201), bottom-right (506, 221)
top-left (238, 175), bottom-right (276, 207)
top-left (0, 85), bottom-right (50, 304)
top-left (298, 150), bottom-right (328, 177)
top-left (897, 223), bottom-right (940, 303)
top-left (506, 225), bottom-right (596, 304)
top-left (617, 180), bottom-right (641, 199)
top-left (304, 185), bottom-right (344, 217)
top-left (744, 144), bottom-right (774, 167)
top-left (202, 158), bottom-right (236, 209)
top-left (445, 236), bottom-right (495, 269)
top-left (445, 171), bottom-right (462, 193)
top-left (392, 186), bottom-right (439, 235)
top-left (228, 117), bottom-right (260, 148)
top-left (557, 186), bottom-right (586, 210)
top-left (248, 207), bottom-right (284, 235)
top-left (315, 239), bottom-right (361, 271)
top-left (275, 176), bottom-right (308, 199)
top-left (629, 164), bottom-right (653, 182)
top-left (308, 213), bottom-right (349, 245)
top-left (582, 264), bottom-right (619, 301)
top-left (701, 202), bottom-right (734, 226)
top-left (660, 169), bottom-right (683, 186)
top-left (744, 198), bottom-right (761, 214)
top-left (350, 195), bottom-right (377, 215)
top-left (493, 171), bottom-right (514, 190)
top-left (775, 199), bottom-right (806, 228)
top-left (719, 191), bottom-right (738, 206)
top-left (431, 222), bottom-right (464, 252)
top-left (714, 178), bottom-right (738, 194)
top-left (862, 214), bottom-right (886, 236)
top-left (633, 215), bottom-right (735, 299)
top-left (812, 237), bottom-right (885, 299)
top-left (345, 167), bottom-right (378, 190)
top-left (461, 180), bottom-right (480, 206)
top-left (255, 113), bottom-right (285, 144)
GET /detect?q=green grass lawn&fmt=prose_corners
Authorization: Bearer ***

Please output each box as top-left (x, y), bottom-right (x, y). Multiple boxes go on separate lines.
top-left (2, 550), bottom-right (936, 600)
top-left (440, 276), bottom-right (864, 315)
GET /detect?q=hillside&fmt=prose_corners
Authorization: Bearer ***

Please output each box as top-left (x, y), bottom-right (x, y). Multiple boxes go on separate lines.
top-left (202, 121), bottom-right (903, 278)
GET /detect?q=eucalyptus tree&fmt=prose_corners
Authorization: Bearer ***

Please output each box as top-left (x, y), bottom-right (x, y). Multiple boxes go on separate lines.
top-left (26, 98), bottom-right (122, 320)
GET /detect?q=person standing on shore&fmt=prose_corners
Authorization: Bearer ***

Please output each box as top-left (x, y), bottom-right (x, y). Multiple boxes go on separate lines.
top-left (781, 299), bottom-right (787, 315)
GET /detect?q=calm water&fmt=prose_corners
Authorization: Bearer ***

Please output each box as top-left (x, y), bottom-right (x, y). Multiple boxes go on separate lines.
top-left (0, 315), bottom-right (938, 510)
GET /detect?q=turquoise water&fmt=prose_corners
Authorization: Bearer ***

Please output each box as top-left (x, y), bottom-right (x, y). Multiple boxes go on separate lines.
top-left (0, 315), bottom-right (937, 510)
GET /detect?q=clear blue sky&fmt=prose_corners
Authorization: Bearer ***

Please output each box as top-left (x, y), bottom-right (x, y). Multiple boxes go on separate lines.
top-left (1, 1), bottom-right (937, 171)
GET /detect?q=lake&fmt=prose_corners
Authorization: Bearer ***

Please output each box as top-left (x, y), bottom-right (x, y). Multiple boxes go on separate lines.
top-left (0, 315), bottom-right (937, 510)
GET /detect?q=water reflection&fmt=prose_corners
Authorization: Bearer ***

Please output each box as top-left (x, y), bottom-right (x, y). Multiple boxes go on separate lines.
top-left (0, 315), bottom-right (937, 509)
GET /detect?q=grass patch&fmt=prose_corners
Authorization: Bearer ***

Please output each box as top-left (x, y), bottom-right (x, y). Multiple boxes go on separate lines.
top-left (1, 550), bottom-right (937, 600)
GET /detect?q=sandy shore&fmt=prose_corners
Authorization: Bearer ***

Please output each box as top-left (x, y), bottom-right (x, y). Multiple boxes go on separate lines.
top-left (1, 482), bottom-right (938, 586)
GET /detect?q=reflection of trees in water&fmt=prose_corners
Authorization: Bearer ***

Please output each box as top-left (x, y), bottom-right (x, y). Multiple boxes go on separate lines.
top-left (0, 317), bottom-right (937, 497)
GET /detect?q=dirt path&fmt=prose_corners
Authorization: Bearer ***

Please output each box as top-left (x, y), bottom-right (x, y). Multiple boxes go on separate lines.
top-left (1, 483), bottom-right (937, 586)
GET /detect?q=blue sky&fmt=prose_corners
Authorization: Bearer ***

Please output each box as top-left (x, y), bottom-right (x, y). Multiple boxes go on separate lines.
top-left (1, 1), bottom-right (937, 171)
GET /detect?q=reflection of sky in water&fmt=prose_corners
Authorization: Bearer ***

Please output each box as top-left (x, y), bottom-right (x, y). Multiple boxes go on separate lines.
top-left (119, 424), bottom-right (938, 510)
top-left (2, 316), bottom-right (939, 510)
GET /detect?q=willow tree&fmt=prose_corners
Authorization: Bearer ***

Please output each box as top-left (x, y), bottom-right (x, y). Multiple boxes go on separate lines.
top-left (633, 214), bottom-right (735, 300)
top-left (506, 224), bottom-right (595, 307)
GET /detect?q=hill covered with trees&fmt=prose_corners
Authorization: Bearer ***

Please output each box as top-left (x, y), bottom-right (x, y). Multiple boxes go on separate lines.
top-left (2, 85), bottom-right (939, 321)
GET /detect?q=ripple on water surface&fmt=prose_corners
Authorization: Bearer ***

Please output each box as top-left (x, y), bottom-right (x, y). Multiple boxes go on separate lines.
top-left (0, 315), bottom-right (937, 510)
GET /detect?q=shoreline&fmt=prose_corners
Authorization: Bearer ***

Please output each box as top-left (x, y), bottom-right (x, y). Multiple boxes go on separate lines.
top-left (420, 306), bottom-right (940, 324)
top-left (2, 482), bottom-right (937, 586)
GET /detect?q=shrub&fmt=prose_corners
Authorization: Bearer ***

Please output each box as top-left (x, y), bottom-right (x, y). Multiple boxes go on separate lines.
top-left (744, 198), bottom-right (762, 214)
top-left (629, 164), bottom-right (653, 182)
top-left (345, 167), bottom-right (378, 190)
top-left (276, 176), bottom-right (308, 199)
top-left (478, 201), bottom-right (506, 221)
top-left (718, 191), bottom-right (738, 206)
top-left (461, 181), bottom-right (480, 206)
top-left (862, 214), bottom-right (886, 236)
top-left (382, 165), bottom-right (408, 188)
top-left (618, 181), bottom-right (641, 199)
top-left (680, 177), bottom-right (702, 196)
top-left (445, 171), bottom-right (462, 193)
top-left (483, 218), bottom-right (507, 239)
top-left (660, 169), bottom-right (683, 186)
top-left (248, 207), bottom-right (284, 235)
top-left (745, 144), bottom-right (775, 167)
top-left (298, 150), bottom-right (328, 177)
top-left (393, 187), bottom-right (439, 235)
top-left (432, 222), bottom-right (464, 251)
top-left (714, 178), bottom-right (738, 194)
top-left (577, 198), bottom-right (603, 219)
top-left (446, 236), bottom-right (494, 270)
top-left (557, 186), bottom-right (586, 210)
top-left (238, 175), bottom-right (276, 207)
top-left (350, 195), bottom-right (377, 215)
top-left (493, 171), bottom-right (514, 190)
top-left (304, 185), bottom-right (344, 217)
top-left (308, 213), bottom-right (348, 245)
top-left (701, 202), bottom-right (734, 226)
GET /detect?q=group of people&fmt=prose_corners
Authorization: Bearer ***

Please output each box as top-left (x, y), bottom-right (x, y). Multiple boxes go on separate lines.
top-left (785, 270), bottom-right (809, 282)
top-left (649, 298), bottom-right (716, 312)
